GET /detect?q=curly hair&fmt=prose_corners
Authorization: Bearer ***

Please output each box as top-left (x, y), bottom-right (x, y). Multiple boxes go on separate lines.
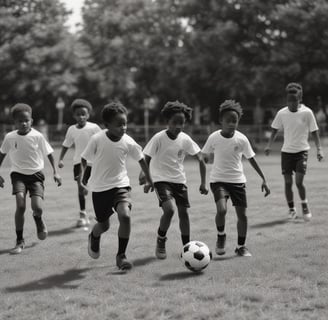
top-left (161, 101), bottom-right (192, 121)
top-left (286, 82), bottom-right (303, 99)
top-left (219, 100), bottom-right (243, 119)
top-left (11, 103), bottom-right (32, 119)
top-left (70, 99), bottom-right (93, 113)
top-left (102, 101), bottom-right (128, 123)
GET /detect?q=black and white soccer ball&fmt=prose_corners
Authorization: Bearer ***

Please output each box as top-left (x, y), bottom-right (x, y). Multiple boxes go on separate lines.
top-left (180, 241), bottom-right (212, 272)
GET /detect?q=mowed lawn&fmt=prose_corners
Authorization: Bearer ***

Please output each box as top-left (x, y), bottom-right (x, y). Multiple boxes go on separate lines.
top-left (0, 148), bottom-right (327, 320)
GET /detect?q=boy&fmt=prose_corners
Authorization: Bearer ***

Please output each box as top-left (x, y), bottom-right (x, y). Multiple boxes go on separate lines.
top-left (139, 101), bottom-right (208, 260)
top-left (0, 103), bottom-right (62, 254)
top-left (202, 100), bottom-right (270, 257)
top-left (81, 101), bottom-right (153, 270)
top-left (265, 83), bottom-right (323, 221)
top-left (58, 99), bottom-right (101, 227)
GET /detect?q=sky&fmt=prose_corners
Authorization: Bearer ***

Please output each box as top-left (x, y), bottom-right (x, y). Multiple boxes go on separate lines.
top-left (61, 0), bottom-right (84, 32)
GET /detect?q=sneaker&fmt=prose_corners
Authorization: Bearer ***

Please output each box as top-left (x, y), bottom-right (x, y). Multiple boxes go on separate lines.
top-left (33, 215), bottom-right (48, 240)
top-left (302, 206), bottom-right (312, 222)
top-left (116, 253), bottom-right (133, 270)
top-left (155, 236), bottom-right (167, 259)
top-left (77, 212), bottom-right (90, 228)
top-left (235, 246), bottom-right (252, 257)
top-left (288, 208), bottom-right (297, 219)
top-left (88, 233), bottom-right (100, 259)
top-left (10, 239), bottom-right (25, 255)
top-left (216, 234), bottom-right (226, 255)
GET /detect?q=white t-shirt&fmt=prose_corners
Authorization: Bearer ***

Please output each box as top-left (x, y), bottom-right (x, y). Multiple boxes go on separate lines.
top-left (202, 130), bottom-right (255, 183)
top-left (0, 128), bottom-right (54, 175)
top-left (143, 130), bottom-right (201, 184)
top-left (62, 122), bottom-right (101, 164)
top-left (81, 131), bottom-right (144, 192)
top-left (271, 104), bottom-right (319, 153)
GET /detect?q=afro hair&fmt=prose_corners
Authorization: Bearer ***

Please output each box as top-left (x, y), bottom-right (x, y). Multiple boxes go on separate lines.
top-left (160, 101), bottom-right (192, 121)
top-left (219, 100), bottom-right (243, 119)
top-left (286, 82), bottom-right (303, 100)
top-left (11, 103), bottom-right (32, 119)
top-left (70, 99), bottom-right (93, 113)
top-left (101, 101), bottom-right (128, 123)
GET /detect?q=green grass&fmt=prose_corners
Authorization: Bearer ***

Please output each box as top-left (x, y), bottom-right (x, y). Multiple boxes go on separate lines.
top-left (0, 149), bottom-right (327, 320)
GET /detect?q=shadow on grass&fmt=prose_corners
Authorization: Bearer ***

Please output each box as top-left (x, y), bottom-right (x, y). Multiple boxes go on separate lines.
top-left (250, 219), bottom-right (289, 229)
top-left (133, 256), bottom-right (157, 267)
top-left (0, 242), bottom-right (38, 256)
top-left (48, 226), bottom-right (79, 237)
top-left (5, 267), bottom-right (90, 292)
top-left (212, 255), bottom-right (236, 262)
top-left (159, 271), bottom-right (203, 281)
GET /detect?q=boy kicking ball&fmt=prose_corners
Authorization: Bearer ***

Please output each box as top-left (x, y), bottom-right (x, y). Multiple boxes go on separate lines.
top-left (265, 83), bottom-right (323, 221)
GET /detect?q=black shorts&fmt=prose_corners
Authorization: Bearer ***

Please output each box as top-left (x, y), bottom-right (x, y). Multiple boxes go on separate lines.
top-left (73, 163), bottom-right (82, 181)
top-left (92, 187), bottom-right (132, 222)
top-left (11, 171), bottom-right (45, 199)
top-left (281, 151), bottom-right (308, 175)
top-left (154, 182), bottom-right (190, 208)
top-left (210, 182), bottom-right (247, 208)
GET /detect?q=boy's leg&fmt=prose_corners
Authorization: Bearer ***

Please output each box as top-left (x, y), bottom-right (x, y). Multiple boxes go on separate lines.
top-left (177, 205), bottom-right (190, 245)
top-left (284, 174), bottom-right (297, 218)
top-left (156, 199), bottom-right (175, 259)
top-left (215, 198), bottom-right (227, 255)
top-left (76, 181), bottom-right (89, 227)
top-left (295, 172), bottom-right (311, 221)
top-left (234, 206), bottom-right (251, 257)
top-left (116, 201), bottom-right (133, 270)
top-left (11, 193), bottom-right (26, 254)
top-left (31, 195), bottom-right (48, 240)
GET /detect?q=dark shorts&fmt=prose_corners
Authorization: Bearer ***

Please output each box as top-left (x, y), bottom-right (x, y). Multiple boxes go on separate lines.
top-left (73, 163), bottom-right (82, 181)
top-left (281, 151), bottom-right (308, 175)
top-left (154, 182), bottom-right (190, 208)
top-left (210, 182), bottom-right (247, 208)
top-left (92, 187), bottom-right (132, 222)
top-left (11, 171), bottom-right (45, 198)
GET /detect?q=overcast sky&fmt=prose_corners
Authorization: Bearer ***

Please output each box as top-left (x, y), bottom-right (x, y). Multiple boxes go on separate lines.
top-left (61, 0), bottom-right (84, 32)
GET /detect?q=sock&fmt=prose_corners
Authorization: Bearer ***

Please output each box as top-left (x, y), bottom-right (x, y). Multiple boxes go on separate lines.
top-left (117, 237), bottom-right (129, 256)
top-left (79, 195), bottom-right (86, 211)
top-left (287, 201), bottom-right (295, 210)
top-left (181, 234), bottom-right (190, 245)
top-left (16, 230), bottom-right (23, 241)
top-left (301, 199), bottom-right (308, 209)
top-left (157, 227), bottom-right (167, 238)
top-left (237, 236), bottom-right (246, 247)
top-left (217, 225), bottom-right (225, 235)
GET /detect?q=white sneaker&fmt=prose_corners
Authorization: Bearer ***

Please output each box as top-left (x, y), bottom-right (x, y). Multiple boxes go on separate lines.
top-left (77, 212), bottom-right (90, 227)
top-left (302, 207), bottom-right (312, 221)
top-left (288, 208), bottom-right (297, 219)
top-left (10, 240), bottom-right (25, 254)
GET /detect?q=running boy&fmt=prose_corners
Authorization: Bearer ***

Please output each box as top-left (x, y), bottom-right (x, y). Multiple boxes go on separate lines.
top-left (0, 103), bottom-right (62, 254)
top-left (265, 83), bottom-right (323, 221)
top-left (58, 99), bottom-right (101, 227)
top-left (202, 100), bottom-right (270, 257)
top-left (81, 101), bottom-right (153, 270)
top-left (139, 101), bottom-right (208, 260)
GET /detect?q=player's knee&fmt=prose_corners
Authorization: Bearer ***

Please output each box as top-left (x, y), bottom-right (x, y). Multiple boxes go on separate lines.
top-left (99, 220), bottom-right (110, 232)
top-left (164, 207), bottom-right (175, 219)
top-left (295, 180), bottom-right (304, 189)
top-left (32, 207), bottom-right (43, 217)
top-left (217, 206), bottom-right (227, 217)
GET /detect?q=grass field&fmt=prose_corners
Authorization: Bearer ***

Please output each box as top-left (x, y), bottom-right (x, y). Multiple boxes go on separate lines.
top-left (0, 148), bottom-right (327, 320)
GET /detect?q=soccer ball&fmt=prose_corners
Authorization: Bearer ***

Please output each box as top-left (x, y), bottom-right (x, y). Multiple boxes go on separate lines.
top-left (180, 241), bottom-right (212, 272)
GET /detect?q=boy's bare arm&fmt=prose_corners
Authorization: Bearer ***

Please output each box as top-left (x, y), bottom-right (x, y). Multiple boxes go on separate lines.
top-left (138, 157), bottom-right (154, 193)
top-left (195, 152), bottom-right (208, 195)
top-left (47, 153), bottom-right (62, 186)
top-left (139, 155), bottom-right (151, 185)
top-left (311, 130), bottom-right (324, 161)
top-left (248, 157), bottom-right (270, 197)
top-left (58, 146), bottom-right (69, 168)
top-left (264, 128), bottom-right (279, 155)
top-left (0, 152), bottom-right (5, 188)
top-left (81, 158), bottom-right (91, 186)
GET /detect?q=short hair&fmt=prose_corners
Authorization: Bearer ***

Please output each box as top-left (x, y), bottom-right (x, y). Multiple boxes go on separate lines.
top-left (161, 101), bottom-right (192, 121)
top-left (286, 82), bottom-right (303, 100)
top-left (70, 99), bottom-right (93, 113)
top-left (11, 103), bottom-right (32, 119)
top-left (219, 100), bottom-right (243, 119)
top-left (102, 101), bottom-right (128, 123)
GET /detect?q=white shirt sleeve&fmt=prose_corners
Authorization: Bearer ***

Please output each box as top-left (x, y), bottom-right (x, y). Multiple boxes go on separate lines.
top-left (143, 134), bottom-right (158, 157)
top-left (128, 140), bottom-right (144, 161)
top-left (271, 112), bottom-right (282, 130)
top-left (62, 126), bottom-right (74, 148)
top-left (242, 137), bottom-right (256, 159)
top-left (39, 135), bottom-right (54, 156)
top-left (308, 111), bottom-right (319, 132)
top-left (0, 134), bottom-right (10, 154)
top-left (81, 136), bottom-right (96, 163)
top-left (202, 134), bottom-right (214, 154)
top-left (184, 136), bottom-right (201, 156)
